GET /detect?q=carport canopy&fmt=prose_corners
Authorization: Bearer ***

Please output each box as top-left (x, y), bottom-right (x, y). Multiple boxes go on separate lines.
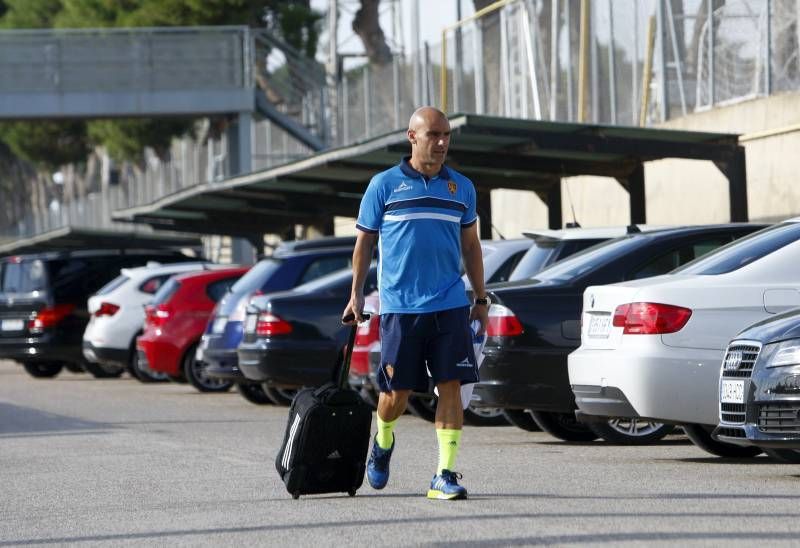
top-left (112, 114), bottom-right (748, 243)
top-left (0, 227), bottom-right (202, 257)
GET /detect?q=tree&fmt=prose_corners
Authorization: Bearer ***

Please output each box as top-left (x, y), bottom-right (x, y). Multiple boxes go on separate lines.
top-left (352, 0), bottom-right (392, 66)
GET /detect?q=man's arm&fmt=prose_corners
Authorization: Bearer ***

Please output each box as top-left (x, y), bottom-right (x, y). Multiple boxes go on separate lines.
top-left (342, 230), bottom-right (378, 323)
top-left (461, 223), bottom-right (489, 336)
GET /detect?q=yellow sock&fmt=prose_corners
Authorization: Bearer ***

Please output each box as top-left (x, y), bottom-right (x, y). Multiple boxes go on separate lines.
top-left (436, 428), bottom-right (462, 474)
top-left (376, 415), bottom-right (397, 450)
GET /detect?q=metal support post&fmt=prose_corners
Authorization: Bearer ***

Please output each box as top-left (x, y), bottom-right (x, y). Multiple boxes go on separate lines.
top-left (363, 64), bottom-right (372, 138)
top-left (664, 0), bottom-right (687, 115)
top-left (393, 55), bottom-right (401, 128)
top-left (546, 182), bottom-right (563, 230)
top-left (632, 0), bottom-right (638, 124)
top-left (412, 0), bottom-right (422, 106)
top-left (550, 0), bottom-right (559, 120)
top-left (607, 0), bottom-right (617, 124)
top-left (229, 112), bottom-right (256, 265)
top-left (565, 0), bottom-right (574, 121)
top-left (454, 0), bottom-right (463, 112)
top-left (655, 0), bottom-right (669, 121)
top-left (577, 0), bottom-right (590, 122)
top-left (521, 0), bottom-right (541, 119)
top-left (707, 0), bottom-right (715, 107)
top-left (473, 20), bottom-right (486, 114)
top-left (626, 163), bottom-right (646, 224)
top-left (764, 0), bottom-right (772, 95)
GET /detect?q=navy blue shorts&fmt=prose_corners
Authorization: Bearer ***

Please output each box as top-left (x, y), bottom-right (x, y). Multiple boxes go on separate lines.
top-left (377, 306), bottom-right (479, 393)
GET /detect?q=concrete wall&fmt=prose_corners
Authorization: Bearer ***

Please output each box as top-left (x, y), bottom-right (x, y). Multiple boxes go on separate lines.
top-left (491, 92), bottom-right (800, 238)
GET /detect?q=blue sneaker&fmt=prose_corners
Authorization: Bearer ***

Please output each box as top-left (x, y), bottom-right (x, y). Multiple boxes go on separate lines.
top-left (427, 470), bottom-right (468, 500)
top-left (366, 434), bottom-right (394, 490)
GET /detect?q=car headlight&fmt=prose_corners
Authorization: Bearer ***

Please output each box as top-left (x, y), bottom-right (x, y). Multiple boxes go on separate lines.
top-left (766, 339), bottom-right (800, 368)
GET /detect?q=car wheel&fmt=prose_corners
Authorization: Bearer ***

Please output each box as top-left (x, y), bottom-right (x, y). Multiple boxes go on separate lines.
top-left (237, 383), bottom-right (272, 405)
top-left (588, 419), bottom-right (674, 445)
top-left (129, 347), bottom-right (168, 383)
top-left (63, 362), bottom-right (85, 374)
top-left (502, 409), bottom-right (541, 432)
top-left (763, 449), bottom-right (800, 463)
top-left (22, 362), bottom-right (63, 378)
top-left (262, 385), bottom-right (298, 406)
top-left (529, 410), bottom-right (598, 442)
top-left (681, 423), bottom-right (763, 458)
top-left (463, 406), bottom-right (509, 427)
top-left (82, 360), bottom-right (125, 379)
top-left (406, 395), bottom-right (437, 422)
top-left (183, 345), bottom-right (233, 393)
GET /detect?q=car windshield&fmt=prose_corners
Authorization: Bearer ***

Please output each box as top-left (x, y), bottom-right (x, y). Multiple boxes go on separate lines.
top-left (292, 265), bottom-right (356, 293)
top-left (230, 258), bottom-right (281, 294)
top-left (673, 222), bottom-right (800, 275)
top-left (530, 236), bottom-right (643, 283)
top-left (0, 259), bottom-right (48, 293)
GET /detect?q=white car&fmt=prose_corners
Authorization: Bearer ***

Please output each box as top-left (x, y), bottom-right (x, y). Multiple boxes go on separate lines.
top-left (82, 261), bottom-right (212, 381)
top-left (568, 218), bottom-right (800, 454)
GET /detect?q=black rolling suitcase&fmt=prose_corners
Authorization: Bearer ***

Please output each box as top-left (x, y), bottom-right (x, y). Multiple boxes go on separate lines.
top-left (275, 314), bottom-right (373, 499)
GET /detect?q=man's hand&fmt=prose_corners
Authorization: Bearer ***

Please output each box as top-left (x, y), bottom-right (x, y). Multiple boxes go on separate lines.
top-left (342, 293), bottom-right (365, 324)
top-left (469, 302), bottom-right (489, 337)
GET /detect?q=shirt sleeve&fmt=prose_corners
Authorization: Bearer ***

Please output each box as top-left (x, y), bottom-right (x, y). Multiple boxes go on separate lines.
top-left (461, 177), bottom-right (478, 227)
top-left (355, 175), bottom-right (384, 234)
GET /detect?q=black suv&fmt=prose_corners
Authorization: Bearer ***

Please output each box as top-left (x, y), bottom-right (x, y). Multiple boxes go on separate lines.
top-left (0, 249), bottom-right (191, 378)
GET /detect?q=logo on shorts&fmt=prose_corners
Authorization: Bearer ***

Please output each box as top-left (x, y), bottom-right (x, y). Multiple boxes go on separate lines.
top-left (455, 358), bottom-right (472, 368)
top-left (448, 180), bottom-right (457, 195)
top-left (393, 181), bottom-right (412, 193)
top-left (385, 364), bottom-right (394, 378)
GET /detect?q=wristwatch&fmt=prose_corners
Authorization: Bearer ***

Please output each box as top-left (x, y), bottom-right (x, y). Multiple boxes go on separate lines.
top-left (474, 296), bottom-right (491, 306)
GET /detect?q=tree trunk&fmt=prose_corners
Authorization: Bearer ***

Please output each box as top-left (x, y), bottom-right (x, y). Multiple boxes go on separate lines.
top-left (353, 0), bottom-right (392, 66)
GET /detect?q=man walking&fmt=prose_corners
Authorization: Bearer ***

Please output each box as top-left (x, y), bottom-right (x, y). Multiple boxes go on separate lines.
top-left (343, 106), bottom-right (488, 500)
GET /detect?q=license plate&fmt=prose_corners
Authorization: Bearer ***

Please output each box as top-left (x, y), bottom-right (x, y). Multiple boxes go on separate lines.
top-left (245, 314), bottom-right (257, 333)
top-left (211, 317), bottom-right (227, 334)
top-left (587, 313), bottom-right (611, 338)
top-left (720, 379), bottom-right (745, 404)
top-left (0, 319), bottom-right (24, 331)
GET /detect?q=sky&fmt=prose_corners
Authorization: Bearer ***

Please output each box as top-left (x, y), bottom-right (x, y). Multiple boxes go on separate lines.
top-left (310, 0), bottom-right (476, 68)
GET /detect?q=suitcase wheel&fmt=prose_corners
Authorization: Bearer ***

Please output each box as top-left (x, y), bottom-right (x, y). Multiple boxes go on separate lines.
top-left (292, 491), bottom-right (300, 500)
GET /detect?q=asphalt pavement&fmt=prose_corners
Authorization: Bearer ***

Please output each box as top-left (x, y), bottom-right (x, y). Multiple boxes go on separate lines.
top-left (3, 359), bottom-right (800, 547)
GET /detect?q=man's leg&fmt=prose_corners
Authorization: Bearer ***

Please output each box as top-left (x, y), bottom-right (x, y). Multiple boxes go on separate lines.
top-left (434, 380), bottom-right (463, 472)
top-left (376, 389), bottom-right (411, 449)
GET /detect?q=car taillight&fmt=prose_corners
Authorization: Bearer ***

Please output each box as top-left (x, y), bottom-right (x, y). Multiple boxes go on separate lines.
top-left (146, 304), bottom-right (172, 327)
top-left (486, 304), bottom-right (524, 337)
top-left (351, 316), bottom-right (380, 375)
top-left (28, 303), bottom-right (75, 332)
top-left (255, 313), bottom-right (293, 336)
top-left (612, 302), bottom-right (692, 335)
top-left (94, 302), bottom-right (120, 317)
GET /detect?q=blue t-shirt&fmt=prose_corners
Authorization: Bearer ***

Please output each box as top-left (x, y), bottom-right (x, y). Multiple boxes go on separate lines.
top-left (356, 157), bottom-right (478, 314)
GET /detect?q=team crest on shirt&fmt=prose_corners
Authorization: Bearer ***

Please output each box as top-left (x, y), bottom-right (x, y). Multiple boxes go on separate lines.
top-left (448, 180), bottom-right (457, 195)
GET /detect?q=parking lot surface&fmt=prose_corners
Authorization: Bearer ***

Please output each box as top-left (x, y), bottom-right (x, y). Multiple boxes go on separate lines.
top-left (2, 360), bottom-right (800, 547)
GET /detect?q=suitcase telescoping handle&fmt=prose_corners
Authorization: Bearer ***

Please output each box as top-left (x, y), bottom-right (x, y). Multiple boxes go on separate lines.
top-left (337, 312), bottom-right (371, 389)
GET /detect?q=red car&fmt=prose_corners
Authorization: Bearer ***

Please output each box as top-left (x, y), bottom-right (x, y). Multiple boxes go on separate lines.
top-left (137, 267), bottom-right (249, 393)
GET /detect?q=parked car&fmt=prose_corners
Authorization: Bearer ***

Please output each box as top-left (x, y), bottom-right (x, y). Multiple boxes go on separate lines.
top-left (0, 249), bottom-right (191, 378)
top-left (82, 261), bottom-right (213, 382)
top-left (713, 307), bottom-right (800, 462)
top-left (199, 237), bottom-right (359, 405)
top-left (137, 267), bottom-right (248, 392)
top-left (471, 223), bottom-right (766, 443)
top-left (237, 264), bottom-right (379, 398)
top-left (568, 219), bottom-right (800, 454)
top-left (464, 238), bottom-right (533, 288)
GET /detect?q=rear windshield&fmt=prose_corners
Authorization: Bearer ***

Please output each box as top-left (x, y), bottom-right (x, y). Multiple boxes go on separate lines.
top-left (230, 258), bottom-right (281, 295)
top-left (531, 237), bottom-right (642, 283)
top-left (508, 241), bottom-right (559, 281)
top-left (95, 274), bottom-right (129, 296)
top-left (151, 278), bottom-right (180, 305)
top-left (0, 259), bottom-right (48, 293)
top-left (673, 223), bottom-right (800, 275)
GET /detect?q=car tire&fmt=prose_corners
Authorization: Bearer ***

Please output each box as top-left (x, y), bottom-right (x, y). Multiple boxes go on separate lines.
top-left (406, 395), bottom-right (437, 422)
top-left (463, 406), bottom-right (509, 427)
top-left (529, 410), bottom-right (599, 442)
top-left (237, 383), bottom-right (272, 405)
top-left (502, 409), bottom-right (541, 432)
top-left (763, 449), bottom-right (800, 463)
top-left (22, 362), bottom-right (63, 378)
top-left (262, 385), bottom-right (298, 406)
top-left (129, 344), bottom-right (168, 383)
top-left (682, 423), bottom-right (763, 458)
top-left (183, 344), bottom-right (233, 393)
top-left (82, 360), bottom-right (125, 379)
top-left (588, 419), bottom-right (674, 445)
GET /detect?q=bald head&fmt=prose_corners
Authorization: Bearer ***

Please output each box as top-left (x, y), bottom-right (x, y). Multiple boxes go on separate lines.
top-left (408, 106), bottom-right (448, 132)
top-left (407, 106), bottom-right (451, 177)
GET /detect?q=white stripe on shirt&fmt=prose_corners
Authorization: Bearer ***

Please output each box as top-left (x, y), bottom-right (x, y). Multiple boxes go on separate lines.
top-left (384, 212), bottom-right (461, 223)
